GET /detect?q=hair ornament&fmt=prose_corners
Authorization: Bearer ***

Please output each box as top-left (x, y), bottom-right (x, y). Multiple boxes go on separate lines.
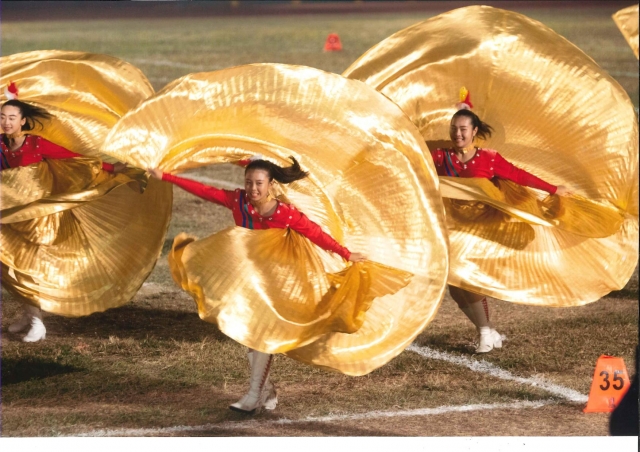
top-left (4, 81), bottom-right (19, 100)
top-left (455, 86), bottom-right (473, 110)
top-left (238, 154), bottom-right (264, 167)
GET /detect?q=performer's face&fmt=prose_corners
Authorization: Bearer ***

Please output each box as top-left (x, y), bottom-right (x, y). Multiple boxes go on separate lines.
top-left (0, 105), bottom-right (26, 134)
top-left (244, 169), bottom-right (273, 203)
top-left (449, 116), bottom-right (477, 150)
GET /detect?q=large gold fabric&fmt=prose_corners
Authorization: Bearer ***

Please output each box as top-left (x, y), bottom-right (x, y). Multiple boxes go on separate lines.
top-left (101, 65), bottom-right (449, 375)
top-left (0, 50), bottom-right (154, 161)
top-left (1, 51), bottom-right (172, 316)
top-left (169, 229), bottom-right (413, 353)
top-left (613, 5), bottom-right (639, 58)
top-left (344, 6), bottom-right (639, 306)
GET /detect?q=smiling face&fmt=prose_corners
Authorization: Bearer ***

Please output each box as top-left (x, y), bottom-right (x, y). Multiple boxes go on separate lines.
top-left (244, 168), bottom-right (273, 204)
top-left (1, 105), bottom-right (26, 135)
top-left (449, 115), bottom-right (477, 150)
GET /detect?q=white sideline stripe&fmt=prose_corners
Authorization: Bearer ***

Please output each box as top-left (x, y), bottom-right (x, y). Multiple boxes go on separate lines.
top-left (138, 282), bottom-right (181, 295)
top-left (407, 344), bottom-right (588, 403)
top-left (130, 59), bottom-right (200, 69)
top-left (74, 400), bottom-right (554, 437)
top-left (180, 174), bottom-right (241, 190)
top-left (609, 71), bottom-right (640, 77)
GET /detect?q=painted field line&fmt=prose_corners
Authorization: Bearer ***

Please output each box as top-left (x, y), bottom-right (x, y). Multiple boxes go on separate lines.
top-left (609, 71), bottom-right (640, 77)
top-left (75, 400), bottom-right (554, 437)
top-left (138, 282), bottom-right (183, 296)
top-left (130, 58), bottom-right (200, 69)
top-left (407, 344), bottom-right (587, 403)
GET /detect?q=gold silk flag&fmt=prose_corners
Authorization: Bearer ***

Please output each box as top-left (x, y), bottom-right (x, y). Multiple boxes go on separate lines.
top-left (1, 51), bottom-right (172, 316)
top-left (613, 4), bottom-right (639, 59)
top-left (344, 6), bottom-right (638, 306)
top-left (101, 64), bottom-right (449, 375)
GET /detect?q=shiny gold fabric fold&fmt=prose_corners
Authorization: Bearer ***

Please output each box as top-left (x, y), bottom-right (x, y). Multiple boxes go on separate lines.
top-left (169, 229), bottom-right (413, 353)
top-left (1, 177), bottom-right (172, 316)
top-left (613, 5), bottom-right (639, 58)
top-left (101, 64), bottom-right (448, 375)
top-left (439, 177), bottom-right (625, 238)
top-left (1, 159), bottom-right (147, 223)
top-left (0, 50), bottom-right (154, 160)
top-left (344, 6), bottom-right (639, 305)
top-left (1, 51), bottom-right (172, 316)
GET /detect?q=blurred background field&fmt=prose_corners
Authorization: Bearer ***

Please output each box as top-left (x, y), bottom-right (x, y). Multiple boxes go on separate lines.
top-left (1, 0), bottom-right (638, 438)
top-left (2, 1), bottom-right (638, 106)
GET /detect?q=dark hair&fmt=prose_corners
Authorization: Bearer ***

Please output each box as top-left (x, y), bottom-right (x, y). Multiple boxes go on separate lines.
top-left (1, 99), bottom-right (52, 132)
top-left (245, 156), bottom-right (309, 184)
top-left (451, 109), bottom-right (493, 140)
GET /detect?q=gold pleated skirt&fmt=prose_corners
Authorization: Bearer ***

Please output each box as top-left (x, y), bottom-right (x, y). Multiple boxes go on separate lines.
top-left (169, 228), bottom-right (413, 353)
top-left (1, 51), bottom-right (172, 316)
top-left (100, 64), bottom-right (449, 375)
top-left (344, 6), bottom-right (639, 306)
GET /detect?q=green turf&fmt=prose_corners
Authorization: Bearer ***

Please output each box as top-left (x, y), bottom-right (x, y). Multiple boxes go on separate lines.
top-left (2, 5), bottom-right (638, 437)
top-left (2, 8), bottom-right (637, 106)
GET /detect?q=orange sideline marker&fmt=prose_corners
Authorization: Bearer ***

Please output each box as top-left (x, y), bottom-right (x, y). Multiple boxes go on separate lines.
top-left (324, 33), bottom-right (342, 52)
top-left (583, 355), bottom-right (630, 413)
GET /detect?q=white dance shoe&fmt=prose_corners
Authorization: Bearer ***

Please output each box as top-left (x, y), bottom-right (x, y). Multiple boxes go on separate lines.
top-left (22, 305), bottom-right (46, 342)
top-left (475, 327), bottom-right (504, 353)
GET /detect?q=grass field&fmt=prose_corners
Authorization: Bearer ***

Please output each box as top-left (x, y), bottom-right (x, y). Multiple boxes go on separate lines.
top-left (1, 2), bottom-right (638, 439)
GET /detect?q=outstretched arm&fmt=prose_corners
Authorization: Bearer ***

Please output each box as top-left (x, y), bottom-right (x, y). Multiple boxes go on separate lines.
top-left (149, 168), bottom-right (234, 209)
top-left (493, 152), bottom-right (559, 194)
top-left (38, 138), bottom-right (121, 172)
top-left (288, 208), bottom-right (365, 262)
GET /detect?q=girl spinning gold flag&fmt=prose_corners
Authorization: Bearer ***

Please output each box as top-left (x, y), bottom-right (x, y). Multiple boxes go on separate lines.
top-left (344, 6), bottom-right (639, 351)
top-left (1, 51), bottom-right (172, 341)
top-left (100, 65), bottom-right (449, 411)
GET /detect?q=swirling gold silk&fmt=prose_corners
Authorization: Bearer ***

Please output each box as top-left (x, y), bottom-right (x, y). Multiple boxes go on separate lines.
top-left (101, 65), bottom-right (448, 375)
top-left (613, 4), bottom-right (639, 59)
top-left (0, 50), bottom-right (154, 161)
top-left (169, 229), bottom-right (413, 353)
top-left (344, 6), bottom-right (639, 305)
top-left (1, 51), bottom-right (172, 316)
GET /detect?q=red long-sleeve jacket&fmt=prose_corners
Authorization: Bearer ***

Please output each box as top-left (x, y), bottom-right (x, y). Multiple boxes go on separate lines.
top-left (0, 134), bottom-right (114, 172)
top-left (163, 173), bottom-right (352, 260)
top-left (431, 147), bottom-right (557, 194)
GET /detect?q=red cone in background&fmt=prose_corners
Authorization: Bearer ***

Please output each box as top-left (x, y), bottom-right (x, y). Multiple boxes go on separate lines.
top-left (324, 33), bottom-right (342, 52)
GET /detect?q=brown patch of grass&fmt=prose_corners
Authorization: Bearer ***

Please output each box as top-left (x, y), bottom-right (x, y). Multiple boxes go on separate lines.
top-left (2, 7), bottom-right (639, 436)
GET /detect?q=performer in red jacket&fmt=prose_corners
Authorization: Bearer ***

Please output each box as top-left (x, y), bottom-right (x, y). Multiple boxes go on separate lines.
top-left (433, 107), bottom-right (570, 353)
top-left (1, 99), bottom-right (124, 342)
top-left (1, 99), bottom-right (121, 172)
top-left (149, 157), bottom-right (365, 414)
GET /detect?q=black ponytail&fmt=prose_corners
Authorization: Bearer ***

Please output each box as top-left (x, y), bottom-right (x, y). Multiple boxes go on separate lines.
top-left (451, 109), bottom-right (493, 140)
top-left (245, 156), bottom-right (309, 184)
top-left (2, 99), bottom-right (52, 132)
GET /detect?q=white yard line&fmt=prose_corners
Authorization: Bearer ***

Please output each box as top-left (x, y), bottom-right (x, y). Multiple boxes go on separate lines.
top-left (66, 343), bottom-right (586, 437)
top-left (608, 71), bottom-right (640, 77)
top-left (130, 59), bottom-right (200, 69)
top-left (407, 344), bottom-right (588, 403)
top-left (75, 400), bottom-right (554, 437)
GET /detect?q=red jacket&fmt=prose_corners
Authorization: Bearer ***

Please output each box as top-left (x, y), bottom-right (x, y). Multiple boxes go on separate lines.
top-left (0, 134), bottom-right (114, 172)
top-left (163, 173), bottom-right (352, 260)
top-left (431, 147), bottom-right (557, 194)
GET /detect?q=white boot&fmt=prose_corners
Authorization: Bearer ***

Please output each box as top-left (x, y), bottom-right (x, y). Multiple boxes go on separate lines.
top-left (248, 349), bottom-right (278, 410)
top-left (468, 298), bottom-right (501, 354)
top-left (229, 350), bottom-right (274, 414)
top-left (247, 349), bottom-right (278, 410)
top-left (21, 305), bottom-right (46, 342)
top-left (8, 304), bottom-right (32, 333)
